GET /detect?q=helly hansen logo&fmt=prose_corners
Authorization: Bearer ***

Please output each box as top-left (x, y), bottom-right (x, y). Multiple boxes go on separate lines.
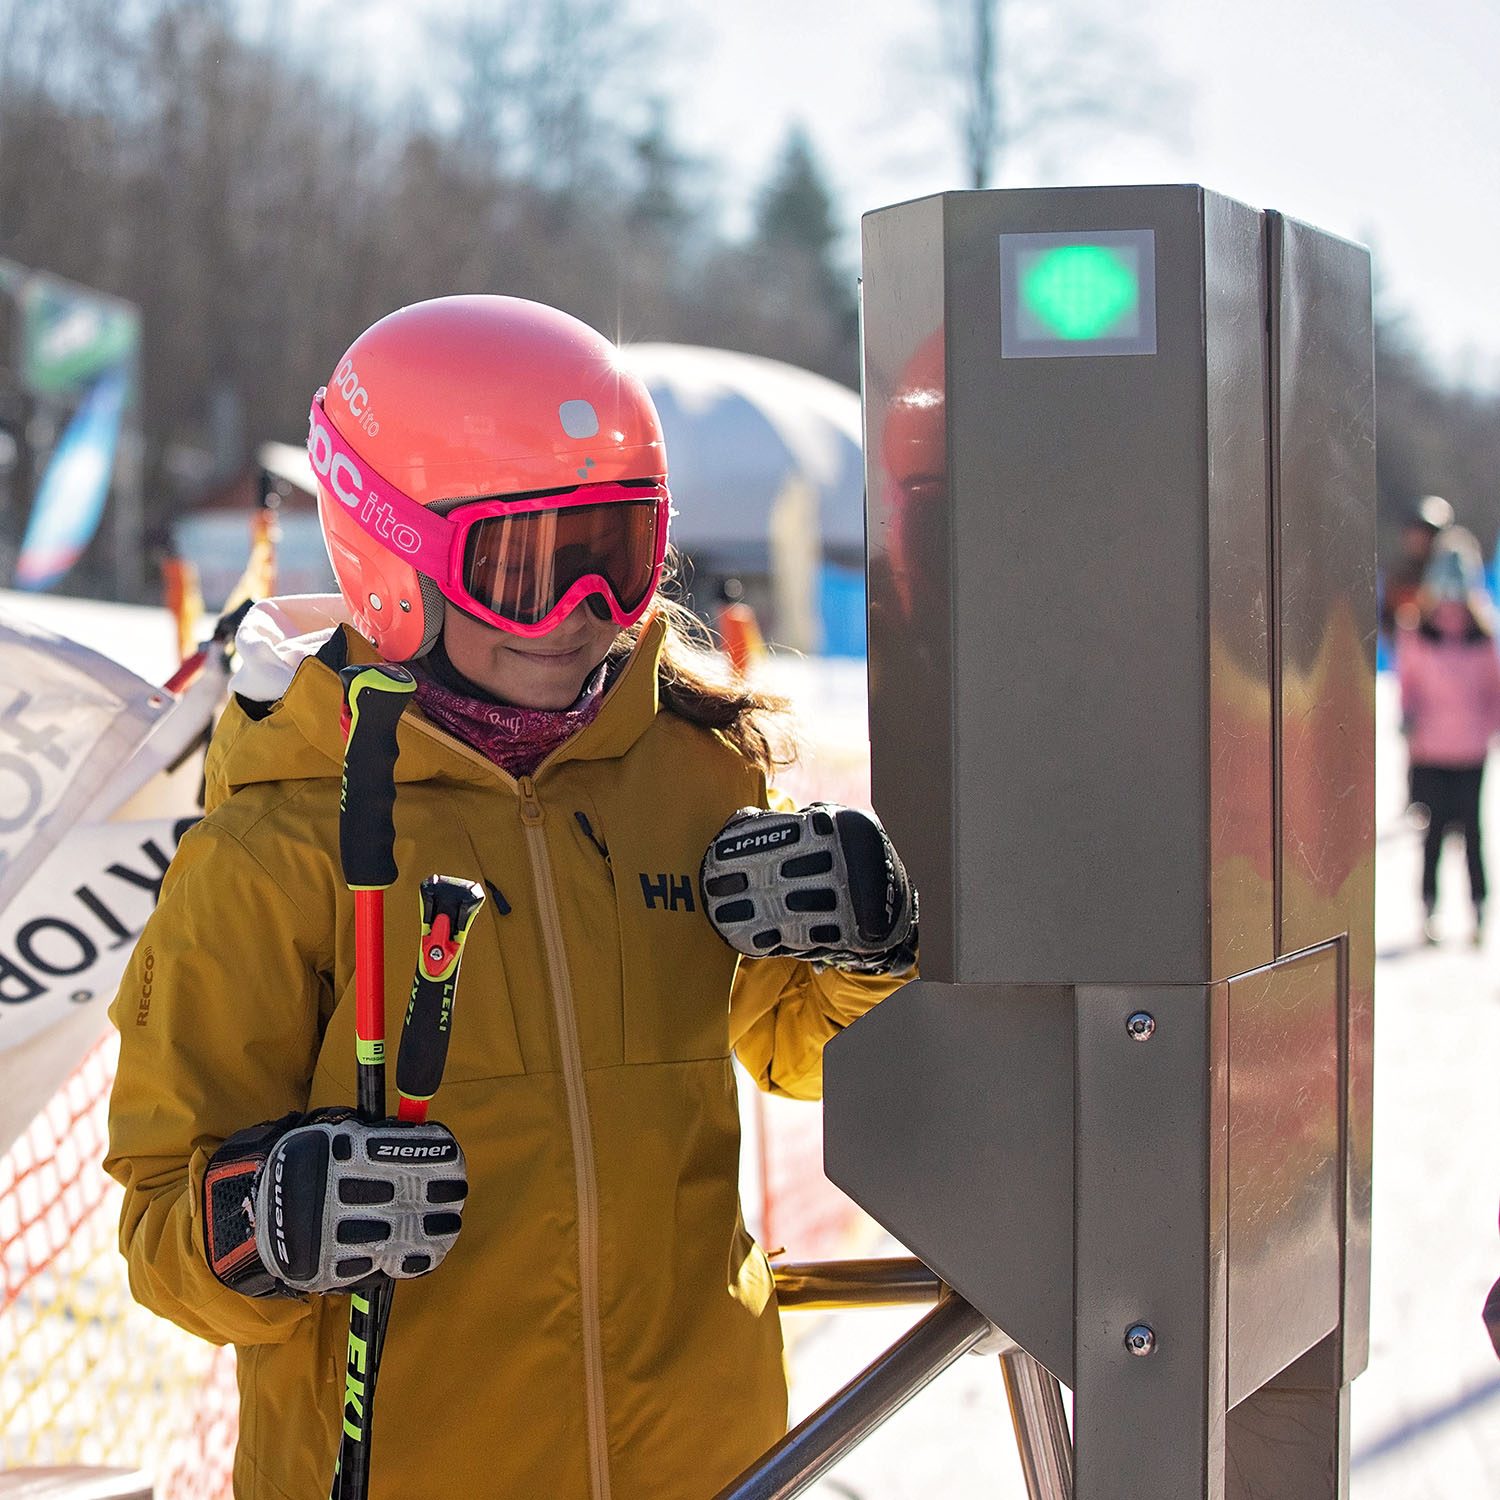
top-left (714, 822), bottom-right (799, 861)
top-left (640, 873), bottom-right (695, 912)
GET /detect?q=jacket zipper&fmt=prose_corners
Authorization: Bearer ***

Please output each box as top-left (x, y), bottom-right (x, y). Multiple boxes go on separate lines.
top-left (517, 773), bottom-right (612, 1500)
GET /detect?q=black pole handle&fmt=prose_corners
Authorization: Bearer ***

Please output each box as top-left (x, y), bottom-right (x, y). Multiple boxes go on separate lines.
top-left (397, 876), bottom-right (486, 1112)
top-left (338, 664), bottom-right (416, 890)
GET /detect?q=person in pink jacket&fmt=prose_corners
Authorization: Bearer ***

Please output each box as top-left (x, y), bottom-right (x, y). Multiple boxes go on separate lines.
top-left (1396, 526), bottom-right (1500, 943)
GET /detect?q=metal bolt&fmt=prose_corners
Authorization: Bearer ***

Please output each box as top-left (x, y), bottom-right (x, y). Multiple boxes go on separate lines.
top-left (368, 592), bottom-right (383, 611)
top-left (1124, 1324), bottom-right (1157, 1357)
top-left (427, 944), bottom-right (445, 963)
top-left (399, 598), bottom-right (412, 612)
top-left (1125, 1011), bottom-right (1156, 1042)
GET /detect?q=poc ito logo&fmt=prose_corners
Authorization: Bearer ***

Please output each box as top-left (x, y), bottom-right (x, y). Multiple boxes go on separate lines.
top-left (332, 357), bottom-right (379, 435)
top-left (308, 409), bottom-right (423, 558)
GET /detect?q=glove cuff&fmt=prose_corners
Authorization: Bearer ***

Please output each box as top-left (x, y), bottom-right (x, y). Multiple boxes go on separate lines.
top-left (202, 1112), bottom-right (304, 1299)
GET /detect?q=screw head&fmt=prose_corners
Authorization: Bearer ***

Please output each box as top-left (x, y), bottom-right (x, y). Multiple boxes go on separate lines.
top-left (1126, 1011), bottom-right (1156, 1042)
top-left (1124, 1324), bottom-right (1157, 1357)
top-left (427, 944), bottom-right (445, 963)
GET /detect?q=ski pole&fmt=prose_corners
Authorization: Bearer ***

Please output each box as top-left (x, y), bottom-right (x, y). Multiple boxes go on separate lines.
top-left (366, 874), bottom-right (486, 1373)
top-left (331, 662), bottom-right (415, 1500)
top-left (336, 872), bottom-right (486, 1488)
top-left (337, 663), bottom-right (415, 1119)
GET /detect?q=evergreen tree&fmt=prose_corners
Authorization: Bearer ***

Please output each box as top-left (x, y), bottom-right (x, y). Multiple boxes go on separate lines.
top-left (750, 125), bottom-right (857, 362)
top-left (755, 127), bottom-right (840, 261)
top-left (630, 99), bottom-right (698, 242)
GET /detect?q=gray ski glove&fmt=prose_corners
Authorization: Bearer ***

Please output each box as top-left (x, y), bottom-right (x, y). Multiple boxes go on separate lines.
top-left (203, 1107), bottom-right (468, 1298)
top-left (701, 803), bottom-right (918, 976)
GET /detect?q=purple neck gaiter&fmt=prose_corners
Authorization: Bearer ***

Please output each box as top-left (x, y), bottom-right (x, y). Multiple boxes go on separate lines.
top-left (413, 661), bottom-right (609, 778)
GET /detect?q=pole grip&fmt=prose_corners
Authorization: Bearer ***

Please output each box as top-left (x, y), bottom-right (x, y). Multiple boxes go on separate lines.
top-left (338, 664), bottom-right (416, 891)
top-left (397, 876), bottom-right (486, 1120)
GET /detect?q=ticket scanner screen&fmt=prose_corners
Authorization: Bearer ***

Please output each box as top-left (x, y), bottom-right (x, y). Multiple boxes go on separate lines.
top-left (999, 228), bottom-right (1157, 357)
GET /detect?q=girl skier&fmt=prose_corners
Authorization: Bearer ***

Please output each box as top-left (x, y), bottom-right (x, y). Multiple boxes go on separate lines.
top-left (106, 297), bottom-right (916, 1500)
top-left (1396, 525), bottom-right (1500, 944)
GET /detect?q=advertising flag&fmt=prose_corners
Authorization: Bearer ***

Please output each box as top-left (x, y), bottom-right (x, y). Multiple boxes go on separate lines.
top-left (14, 368), bottom-right (129, 591)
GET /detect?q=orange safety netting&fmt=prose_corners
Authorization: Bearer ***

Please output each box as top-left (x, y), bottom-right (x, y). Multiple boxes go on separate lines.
top-left (0, 1032), bottom-right (236, 1496)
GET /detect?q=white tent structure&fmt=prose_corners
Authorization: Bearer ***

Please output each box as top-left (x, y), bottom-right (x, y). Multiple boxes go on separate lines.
top-left (623, 344), bottom-right (865, 652)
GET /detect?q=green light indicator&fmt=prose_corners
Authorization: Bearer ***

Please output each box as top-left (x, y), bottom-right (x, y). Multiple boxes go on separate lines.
top-left (1000, 228), bottom-right (1156, 358)
top-left (1019, 245), bottom-right (1140, 341)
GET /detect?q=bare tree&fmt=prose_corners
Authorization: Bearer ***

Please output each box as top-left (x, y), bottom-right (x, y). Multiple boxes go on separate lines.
top-left (935, 0), bottom-right (1188, 189)
top-left (432, 0), bottom-right (652, 193)
top-left (0, 0), bottom-right (901, 600)
top-left (434, 4), bottom-right (526, 179)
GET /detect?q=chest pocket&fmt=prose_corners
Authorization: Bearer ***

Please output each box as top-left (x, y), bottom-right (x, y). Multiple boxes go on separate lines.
top-left (600, 806), bottom-right (743, 1068)
top-left (432, 811), bottom-right (551, 1083)
top-left (423, 894), bottom-right (529, 1082)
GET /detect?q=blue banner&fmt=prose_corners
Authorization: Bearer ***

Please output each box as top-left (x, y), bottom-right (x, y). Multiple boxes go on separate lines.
top-left (14, 367), bottom-right (128, 590)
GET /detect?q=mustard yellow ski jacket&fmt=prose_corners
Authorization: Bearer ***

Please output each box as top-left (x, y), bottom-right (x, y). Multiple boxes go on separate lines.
top-left (105, 614), bottom-right (903, 1500)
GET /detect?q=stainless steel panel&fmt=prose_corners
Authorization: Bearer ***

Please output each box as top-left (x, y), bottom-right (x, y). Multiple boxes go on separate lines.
top-left (1072, 983), bottom-right (1228, 1498)
top-left (846, 189), bottom-right (1372, 1499)
top-left (945, 187), bottom-right (1215, 984)
top-left (1225, 945), bottom-right (1341, 1405)
top-left (862, 187), bottom-right (1274, 988)
top-left (1271, 213), bottom-right (1375, 1384)
top-left (1225, 1383), bottom-right (1350, 1500)
top-left (862, 196), bottom-right (958, 979)
top-left (823, 979), bottom-right (1076, 1381)
top-left (1203, 193), bottom-right (1275, 979)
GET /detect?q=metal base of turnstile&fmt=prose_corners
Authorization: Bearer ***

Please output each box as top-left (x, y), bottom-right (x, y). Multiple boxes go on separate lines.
top-left (715, 1261), bottom-right (1073, 1500)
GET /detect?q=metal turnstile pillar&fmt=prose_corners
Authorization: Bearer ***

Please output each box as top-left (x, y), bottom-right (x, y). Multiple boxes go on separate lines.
top-left (819, 186), bottom-right (1374, 1499)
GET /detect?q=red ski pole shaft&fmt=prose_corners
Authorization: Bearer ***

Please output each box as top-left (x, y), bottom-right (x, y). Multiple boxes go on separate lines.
top-left (331, 662), bottom-right (414, 1500)
top-left (339, 663), bottom-right (414, 1119)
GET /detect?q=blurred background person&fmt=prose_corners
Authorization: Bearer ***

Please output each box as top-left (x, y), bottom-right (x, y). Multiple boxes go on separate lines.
top-left (1486, 1208), bottom-right (1500, 1359)
top-left (1395, 524), bottom-right (1500, 944)
top-left (1381, 493), bottom-right (1454, 639)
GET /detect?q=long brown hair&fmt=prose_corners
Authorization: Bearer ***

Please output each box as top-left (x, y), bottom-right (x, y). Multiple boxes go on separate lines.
top-left (608, 553), bottom-right (796, 776)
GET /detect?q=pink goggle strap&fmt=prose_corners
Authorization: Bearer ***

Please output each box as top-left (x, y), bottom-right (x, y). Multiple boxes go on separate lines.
top-left (308, 396), bottom-right (461, 582)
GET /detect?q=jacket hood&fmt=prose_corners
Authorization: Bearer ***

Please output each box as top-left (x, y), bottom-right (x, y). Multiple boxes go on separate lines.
top-left (229, 594), bottom-right (348, 704)
top-left (205, 594), bottom-right (667, 810)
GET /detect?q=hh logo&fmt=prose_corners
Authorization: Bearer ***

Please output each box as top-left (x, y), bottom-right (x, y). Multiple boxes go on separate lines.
top-left (640, 873), bottom-right (696, 912)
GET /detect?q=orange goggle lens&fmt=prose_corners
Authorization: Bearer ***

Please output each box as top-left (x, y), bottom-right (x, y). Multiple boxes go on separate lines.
top-left (461, 497), bottom-right (662, 627)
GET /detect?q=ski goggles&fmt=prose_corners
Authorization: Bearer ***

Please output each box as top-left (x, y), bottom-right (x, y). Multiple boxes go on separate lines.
top-left (309, 393), bottom-right (670, 637)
